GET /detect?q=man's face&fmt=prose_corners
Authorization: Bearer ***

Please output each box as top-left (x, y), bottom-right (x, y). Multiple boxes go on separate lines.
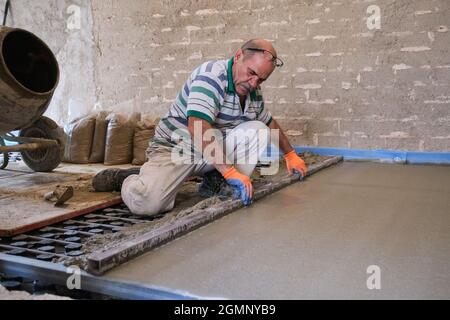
top-left (233, 49), bottom-right (276, 97)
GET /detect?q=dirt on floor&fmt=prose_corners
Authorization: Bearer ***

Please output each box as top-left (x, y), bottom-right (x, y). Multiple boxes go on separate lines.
top-left (0, 170), bottom-right (120, 236)
top-left (0, 172), bottom-right (93, 200)
top-left (57, 152), bottom-right (332, 270)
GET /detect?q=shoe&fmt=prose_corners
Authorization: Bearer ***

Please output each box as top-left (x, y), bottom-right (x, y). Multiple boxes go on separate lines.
top-left (92, 167), bottom-right (140, 192)
top-left (198, 169), bottom-right (235, 198)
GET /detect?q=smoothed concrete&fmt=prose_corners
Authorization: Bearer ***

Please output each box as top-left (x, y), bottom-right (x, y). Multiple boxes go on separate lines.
top-left (105, 162), bottom-right (450, 299)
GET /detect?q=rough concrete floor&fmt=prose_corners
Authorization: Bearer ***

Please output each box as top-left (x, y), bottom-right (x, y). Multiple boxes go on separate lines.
top-left (105, 162), bottom-right (450, 299)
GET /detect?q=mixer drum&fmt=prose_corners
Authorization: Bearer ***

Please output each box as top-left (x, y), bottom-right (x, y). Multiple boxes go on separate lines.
top-left (0, 27), bottom-right (59, 136)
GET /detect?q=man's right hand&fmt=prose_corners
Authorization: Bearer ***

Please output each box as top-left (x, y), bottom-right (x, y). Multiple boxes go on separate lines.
top-left (222, 167), bottom-right (253, 206)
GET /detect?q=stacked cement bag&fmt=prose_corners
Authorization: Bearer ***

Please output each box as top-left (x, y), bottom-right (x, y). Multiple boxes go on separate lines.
top-left (63, 115), bottom-right (96, 164)
top-left (88, 111), bottom-right (109, 163)
top-left (132, 117), bottom-right (159, 165)
top-left (104, 112), bottom-right (141, 165)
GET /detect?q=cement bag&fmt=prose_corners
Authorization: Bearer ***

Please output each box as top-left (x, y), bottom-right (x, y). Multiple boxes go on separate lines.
top-left (88, 111), bottom-right (110, 163)
top-left (104, 112), bottom-right (141, 165)
top-left (63, 115), bottom-right (96, 164)
top-left (132, 117), bottom-right (159, 165)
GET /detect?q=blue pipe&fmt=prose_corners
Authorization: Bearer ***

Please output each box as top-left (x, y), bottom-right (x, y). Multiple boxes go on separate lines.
top-left (294, 146), bottom-right (450, 165)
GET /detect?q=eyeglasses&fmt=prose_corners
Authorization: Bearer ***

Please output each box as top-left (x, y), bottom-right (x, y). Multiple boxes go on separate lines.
top-left (243, 48), bottom-right (284, 67)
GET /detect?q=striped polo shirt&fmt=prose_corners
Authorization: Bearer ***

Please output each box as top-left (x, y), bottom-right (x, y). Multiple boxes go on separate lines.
top-left (153, 57), bottom-right (273, 147)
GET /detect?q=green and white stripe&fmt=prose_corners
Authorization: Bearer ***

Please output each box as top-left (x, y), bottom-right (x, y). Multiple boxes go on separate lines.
top-left (153, 58), bottom-right (272, 147)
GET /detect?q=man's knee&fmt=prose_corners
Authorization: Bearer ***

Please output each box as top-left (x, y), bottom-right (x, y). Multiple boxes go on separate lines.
top-left (236, 120), bottom-right (269, 132)
top-left (239, 121), bottom-right (270, 150)
top-left (127, 198), bottom-right (174, 216)
top-left (232, 120), bottom-right (269, 139)
top-left (123, 188), bottom-right (174, 216)
top-left (121, 176), bottom-right (174, 216)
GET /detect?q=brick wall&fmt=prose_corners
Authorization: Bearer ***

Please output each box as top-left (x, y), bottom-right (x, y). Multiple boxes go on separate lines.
top-left (66, 1), bottom-right (450, 151)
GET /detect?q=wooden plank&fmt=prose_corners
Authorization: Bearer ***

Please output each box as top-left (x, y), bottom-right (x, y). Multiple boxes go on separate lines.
top-left (0, 168), bottom-right (122, 237)
top-left (0, 196), bottom-right (122, 237)
top-left (87, 156), bottom-right (343, 275)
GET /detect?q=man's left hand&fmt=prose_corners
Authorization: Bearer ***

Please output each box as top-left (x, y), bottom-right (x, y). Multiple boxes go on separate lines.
top-left (284, 151), bottom-right (308, 179)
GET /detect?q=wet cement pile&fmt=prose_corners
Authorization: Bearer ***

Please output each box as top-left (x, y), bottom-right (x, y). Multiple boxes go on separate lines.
top-left (57, 152), bottom-right (332, 271)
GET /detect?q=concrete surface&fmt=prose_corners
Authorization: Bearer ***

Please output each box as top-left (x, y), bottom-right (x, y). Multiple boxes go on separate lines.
top-left (105, 162), bottom-right (450, 299)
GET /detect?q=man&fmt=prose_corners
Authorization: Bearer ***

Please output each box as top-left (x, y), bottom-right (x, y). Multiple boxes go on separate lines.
top-left (93, 39), bottom-right (307, 215)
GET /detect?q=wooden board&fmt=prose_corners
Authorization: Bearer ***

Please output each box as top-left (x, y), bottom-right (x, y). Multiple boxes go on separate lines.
top-left (0, 166), bottom-right (121, 237)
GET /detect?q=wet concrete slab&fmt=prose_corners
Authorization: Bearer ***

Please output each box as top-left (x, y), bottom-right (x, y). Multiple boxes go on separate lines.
top-left (105, 162), bottom-right (450, 299)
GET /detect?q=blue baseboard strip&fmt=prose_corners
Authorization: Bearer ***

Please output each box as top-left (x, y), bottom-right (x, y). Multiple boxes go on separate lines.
top-left (294, 146), bottom-right (450, 165)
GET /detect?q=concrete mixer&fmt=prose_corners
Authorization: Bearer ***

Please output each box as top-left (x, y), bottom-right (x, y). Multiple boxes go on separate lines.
top-left (0, 27), bottom-right (63, 172)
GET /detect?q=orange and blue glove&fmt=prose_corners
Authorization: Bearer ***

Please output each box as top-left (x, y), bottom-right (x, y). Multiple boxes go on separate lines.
top-left (284, 151), bottom-right (308, 179)
top-left (223, 166), bottom-right (253, 206)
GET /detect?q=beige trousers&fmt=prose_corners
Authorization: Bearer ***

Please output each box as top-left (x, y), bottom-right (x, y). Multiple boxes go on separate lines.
top-left (121, 120), bottom-right (270, 215)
